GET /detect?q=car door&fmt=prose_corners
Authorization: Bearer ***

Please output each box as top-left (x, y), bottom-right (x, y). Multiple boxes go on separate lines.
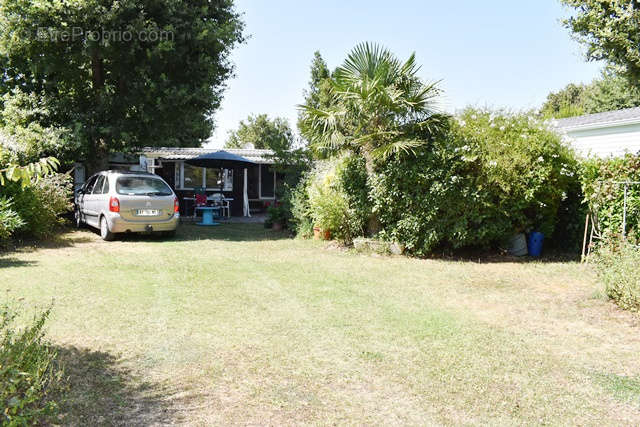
top-left (88, 175), bottom-right (106, 227)
top-left (77, 175), bottom-right (97, 219)
top-left (84, 175), bottom-right (104, 227)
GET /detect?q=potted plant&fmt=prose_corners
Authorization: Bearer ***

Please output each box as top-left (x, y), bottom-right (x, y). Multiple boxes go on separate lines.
top-left (266, 202), bottom-right (287, 232)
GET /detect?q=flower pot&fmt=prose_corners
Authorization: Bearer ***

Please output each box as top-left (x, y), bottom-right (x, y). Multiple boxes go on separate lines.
top-left (313, 227), bottom-right (331, 240)
top-left (272, 222), bottom-right (283, 232)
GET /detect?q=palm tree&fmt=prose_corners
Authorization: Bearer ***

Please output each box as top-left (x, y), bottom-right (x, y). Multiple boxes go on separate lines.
top-left (299, 42), bottom-right (444, 176)
top-left (298, 42), bottom-right (444, 232)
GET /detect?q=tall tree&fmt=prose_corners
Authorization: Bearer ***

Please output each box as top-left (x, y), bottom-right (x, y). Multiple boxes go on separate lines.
top-left (561, 0), bottom-right (640, 82)
top-left (225, 114), bottom-right (294, 152)
top-left (0, 0), bottom-right (245, 171)
top-left (297, 51), bottom-right (334, 158)
top-left (299, 43), bottom-right (443, 175)
top-left (300, 52), bottom-right (331, 112)
top-left (540, 83), bottom-right (587, 118)
top-left (540, 69), bottom-right (640, 118)
top-left (298, 42), bottom-right (444, 232)
top-left (583, 69), bottom-right (640, 112)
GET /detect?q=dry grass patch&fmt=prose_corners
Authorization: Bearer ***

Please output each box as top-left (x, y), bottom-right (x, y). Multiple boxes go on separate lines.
top-left (1, 224), bottom-right (639, 424)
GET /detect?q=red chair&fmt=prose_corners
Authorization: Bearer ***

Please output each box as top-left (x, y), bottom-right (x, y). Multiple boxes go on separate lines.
top-left (193, 188), bottom-right (208, 217)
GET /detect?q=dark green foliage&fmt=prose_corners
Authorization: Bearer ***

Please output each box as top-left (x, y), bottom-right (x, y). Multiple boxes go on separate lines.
top-left (297, 51), bottom-right (334, 158)
top-left (290, 156), bottom-right (369, 243)
top-left (595, 243), bottom-right (640, 312)
top-left (581, 154), bottom-right (640, 243)
top-left (540, 70), bottom-right (640, 119)
top-left (0, 0), bottom-right (245, 169)
top-left (549, 177), bottom-right (587, 252)
top-left (540, 83), bottom-right (587, 119)
top-left (1, 303), bottom-right (62, 425)
top-left (562, 0), bottom-right (640, 83)
top-left (1, 174), bottom-right (73, 239)
top-left (372, 109), bottom-right (579, 255)
top-left (265, 203), bottom-right (287, 226)
top-left (583, 69), bottom-right (640, 113)
top-left (225, 114), bottom-right (294, 151)
top-left (0, 197), bottom-right (24, 240)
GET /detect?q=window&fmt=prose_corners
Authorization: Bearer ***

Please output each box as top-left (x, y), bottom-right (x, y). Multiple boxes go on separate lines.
top-left (92, 175), bottom-right (105, 194)
top-left (205, 168), bottom-right (220, 189)
top-left (83, 175), bottom-right (97, 193)
top-left (178, 162), bottom-right (232, 191)
top-left (260, 165), bottom-right (275, 198)
top-left (183, 164), bottom-right (204, 189)
top-left (116, 177), bottom-right (172, 196)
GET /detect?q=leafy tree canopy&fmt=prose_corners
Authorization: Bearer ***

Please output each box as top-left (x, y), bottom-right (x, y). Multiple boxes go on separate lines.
top-left (225, 114), bottom-right (294, 152)
top-left (561, 0), bottom-right (640, 82)
top-left (540, 69), bottom-right (640, 118)
top-left (0, 0), bottom-right (245, 171)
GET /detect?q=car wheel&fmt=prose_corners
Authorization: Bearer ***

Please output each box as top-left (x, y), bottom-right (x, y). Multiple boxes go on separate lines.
top-left (74, 207), bottom-right (83, 228)
top-left (100, 217), bottom-right (116, 241)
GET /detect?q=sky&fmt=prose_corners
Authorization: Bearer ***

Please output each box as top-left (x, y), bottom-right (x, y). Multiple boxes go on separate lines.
top-left (206, 0), bottom-right (603, 147)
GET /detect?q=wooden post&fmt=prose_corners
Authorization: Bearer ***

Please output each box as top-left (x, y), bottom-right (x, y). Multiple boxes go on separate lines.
top-left (622, 183), bottom-right (628, 241)
top-left (581, 214), bottom-right (590, 263)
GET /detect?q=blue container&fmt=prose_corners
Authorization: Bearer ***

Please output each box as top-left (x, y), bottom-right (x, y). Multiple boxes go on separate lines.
top-left (527, 232), bottom-right (544, 257)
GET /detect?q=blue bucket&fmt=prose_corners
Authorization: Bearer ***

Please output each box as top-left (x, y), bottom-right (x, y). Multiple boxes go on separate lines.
top-left (527, 232), bottom-right (544, 257)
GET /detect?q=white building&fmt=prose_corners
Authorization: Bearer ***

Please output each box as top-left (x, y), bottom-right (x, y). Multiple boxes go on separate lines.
top-left (554, 107), bottom-right (640, 157)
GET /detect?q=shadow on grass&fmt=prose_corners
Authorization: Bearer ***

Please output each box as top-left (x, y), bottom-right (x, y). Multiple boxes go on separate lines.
top-left (0, 257), bottom-right (38, 268)
top-left (402, 247), bottom-right (583, 264)
top-left (1, 232), bottom-right (94, 254)
top-left (52, 346), bottom-right (177, 426)
top-left (114, 222), bottom-right (292, 243)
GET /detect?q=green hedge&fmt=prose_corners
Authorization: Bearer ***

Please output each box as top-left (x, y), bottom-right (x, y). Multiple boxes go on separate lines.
top-left (581, 154), bottom-right (640, 243)
top-left (292, 109), bottom-right (582, 255)
top-left (1, 173), bottom-right (72, 240)
top-left (290, 155), bottom-right (370, 243)
top-left (372, 108), bottom-right (579, 255)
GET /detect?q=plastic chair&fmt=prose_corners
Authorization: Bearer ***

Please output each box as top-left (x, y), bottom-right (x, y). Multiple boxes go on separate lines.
top-left (209, 193), bottom-right (230, 217)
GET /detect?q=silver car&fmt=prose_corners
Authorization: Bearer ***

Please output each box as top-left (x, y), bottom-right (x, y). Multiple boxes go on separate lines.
top-left (75, 171), bottom-right (180, 241)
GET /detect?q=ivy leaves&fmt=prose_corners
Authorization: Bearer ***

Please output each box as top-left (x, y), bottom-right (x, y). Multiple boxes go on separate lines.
top-left (0, 157), bottom-right (59, 187)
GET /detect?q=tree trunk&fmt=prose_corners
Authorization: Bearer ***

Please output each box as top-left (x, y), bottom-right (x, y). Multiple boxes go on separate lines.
top-left (87, 50), bottom-right (109, 173)
top-left (87, 138), bottom-right (109, 175)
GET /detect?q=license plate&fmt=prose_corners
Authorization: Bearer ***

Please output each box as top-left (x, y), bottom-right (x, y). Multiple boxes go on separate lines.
top-left (136, 209), bottom-right (159, 216)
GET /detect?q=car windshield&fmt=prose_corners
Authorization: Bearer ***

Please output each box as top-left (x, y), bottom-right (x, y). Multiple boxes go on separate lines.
top-left (116, 176), bottom-right (173, 196)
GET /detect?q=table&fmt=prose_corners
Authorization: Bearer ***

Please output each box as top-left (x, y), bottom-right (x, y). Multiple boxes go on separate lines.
top-left (195, 206), bottom-right (221, 226)
top-left (183, 196), bottom-right (234, 218)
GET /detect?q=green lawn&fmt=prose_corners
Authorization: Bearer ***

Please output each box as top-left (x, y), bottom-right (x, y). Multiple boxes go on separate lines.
top-left (2, 224), bottom-right (640, 425)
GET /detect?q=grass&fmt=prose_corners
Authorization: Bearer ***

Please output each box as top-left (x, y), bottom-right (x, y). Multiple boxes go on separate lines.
top-left (2, 223), bottom-right (640, 425)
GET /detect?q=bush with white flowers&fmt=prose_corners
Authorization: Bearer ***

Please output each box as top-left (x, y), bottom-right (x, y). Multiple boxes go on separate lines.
top-left (372, 108), bottom-right (580, 255)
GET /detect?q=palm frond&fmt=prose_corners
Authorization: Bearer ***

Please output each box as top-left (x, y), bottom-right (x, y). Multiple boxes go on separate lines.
top-left (370, 139), bottom-right (427, 160)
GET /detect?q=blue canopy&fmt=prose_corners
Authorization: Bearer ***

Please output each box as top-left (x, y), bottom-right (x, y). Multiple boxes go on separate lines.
top-left (185, 150), bottom-right (255, 168)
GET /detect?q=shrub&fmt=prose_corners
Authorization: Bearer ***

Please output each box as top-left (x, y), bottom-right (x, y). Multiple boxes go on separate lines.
top-left (291, 156), bottom-right (369, 243)
top-left (3, 173), bottom-right (73, 239)
top-left (266, 203), bottom-right (288, 226)
top-left (1, 302), bottom-right (62, 425)
top-left (0, 197), bottom-right (24, 241)
top-left (580, 153), bottom-right (640, 244)
top-left (289, 175), bottom-right (314, 238)
top-left (594, 243), bottom-right (640, 312)
top-left (372, 108), bottom-right (579, 255)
